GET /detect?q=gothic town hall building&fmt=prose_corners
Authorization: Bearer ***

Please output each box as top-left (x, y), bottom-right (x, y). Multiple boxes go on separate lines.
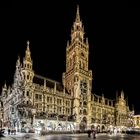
top-left (0, 6), bottom-right (134, 132)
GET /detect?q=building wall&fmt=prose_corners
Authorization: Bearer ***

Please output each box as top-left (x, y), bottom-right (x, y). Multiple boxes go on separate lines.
top-left (133, 115), bottom-right (140, 128)
top-left (0, 6), bottom-right (133, 131)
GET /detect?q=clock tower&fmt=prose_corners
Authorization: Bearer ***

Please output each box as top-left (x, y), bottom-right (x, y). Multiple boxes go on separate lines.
top-left (63, 6), bottom-right (92, 130)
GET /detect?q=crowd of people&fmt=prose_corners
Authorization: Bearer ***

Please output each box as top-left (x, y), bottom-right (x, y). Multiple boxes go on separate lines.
top-left (7, 127), bottom-right (16, 135)
top-left (87, 129), bottom-right (96, 139)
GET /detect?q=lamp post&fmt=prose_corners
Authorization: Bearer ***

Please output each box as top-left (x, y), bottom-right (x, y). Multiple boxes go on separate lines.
top-left (31, 108), bottom-right (36, 128)
top-left (0, 119), bottom-right (2, 130)
top-left (66, 115), bottom-right (68, 131)
top-left (46, 111), bottom-right (48, 131)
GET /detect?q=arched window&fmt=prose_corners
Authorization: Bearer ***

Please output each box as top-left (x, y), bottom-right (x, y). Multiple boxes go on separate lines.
top-left (26, 91), bottom-right (29, 96)
top-left (83, 109), bottom-right (87, 115)
top-left (27, 74), bottom-right (29, 80)
top-left (83, 101), bottom-right (87, 107)
top-left (91, 118), bottom-right (95, 123)
top-left (81, 52), bottom-right (84, 57)
top-left (27, 64), bottom-right (29, 68)
top-left (83, 63), bottom-right (85, 70)
top-left (79, 61), bottom-right (82, 69)
top-left (74, 76), bottom-right (78, 82)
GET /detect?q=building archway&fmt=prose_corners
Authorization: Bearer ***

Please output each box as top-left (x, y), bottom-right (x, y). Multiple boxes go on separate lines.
top-left (97, 125), bottom-right (100, 132)
top-left (79, 117), bottom-right (87, 132)
top-left (101, 125), bottom-right (106, 132)
top-left (91, 125), bottom-right (95, 130)
top-left (57, 123), bottom-right (63, 131)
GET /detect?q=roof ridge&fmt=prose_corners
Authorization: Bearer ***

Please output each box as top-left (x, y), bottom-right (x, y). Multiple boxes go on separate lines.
top-left (34, 74), bottom-right (61, 84)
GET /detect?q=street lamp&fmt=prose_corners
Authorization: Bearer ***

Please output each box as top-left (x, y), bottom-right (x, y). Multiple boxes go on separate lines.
top-left (0, 119), bottom-right (3, 130)
top-left (45, 111), bottom-right (48, 130)
top-left (31, 108), bottom-right (36, 127)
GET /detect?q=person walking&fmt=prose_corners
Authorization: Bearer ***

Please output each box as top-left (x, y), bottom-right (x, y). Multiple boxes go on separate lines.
top-left (92, 129), bottom-right (96, 139)
top-left (8, 128), bottom-right (10, 135)
top-left (87, 129), bottom-right (91, 138)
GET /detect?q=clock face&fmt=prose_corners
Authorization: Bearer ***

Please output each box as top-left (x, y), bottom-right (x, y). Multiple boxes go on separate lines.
top-left (80, 80), bottom-right (87, 94)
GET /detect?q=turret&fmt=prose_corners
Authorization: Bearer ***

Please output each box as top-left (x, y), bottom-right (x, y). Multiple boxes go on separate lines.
top-left (22, 40), bottom-right (34, 84)
top-left (102, 93), bottom-right (105, 104)
top-left (120, 90), bottom-right (124, 99)
top-left (71, 5), bottom-right (84, 42)
top-left (16, 55), bottom-right (21, 68)
top-left (23, 40), bottom-right (32, 69)
top-left (1, 82), bottom-right (7, 97)
top-left (14, 56), bottom-right (22, 87)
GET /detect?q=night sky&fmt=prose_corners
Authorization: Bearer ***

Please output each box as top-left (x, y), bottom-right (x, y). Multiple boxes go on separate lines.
top-left (0, 2), bottom-right (139, 113)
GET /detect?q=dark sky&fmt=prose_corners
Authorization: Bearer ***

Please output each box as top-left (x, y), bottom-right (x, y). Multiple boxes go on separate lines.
top-left (0, 2), bottom-right (140, 113)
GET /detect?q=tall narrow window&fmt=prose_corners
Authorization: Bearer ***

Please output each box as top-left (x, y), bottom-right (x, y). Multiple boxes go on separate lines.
top-left (27, 74), bottom-right (29, 80)
top-left (79, 61), bottom-right (82, 69)
top-left (26, 91), bottom-right (29, 96)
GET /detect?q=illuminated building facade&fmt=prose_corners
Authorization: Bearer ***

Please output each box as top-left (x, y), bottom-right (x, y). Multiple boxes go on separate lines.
top-left (133, 115), bottom-right (140, 128)
top-left (0, 98), bottom-right (3, 129)
top-left (0, 6), bottom-right (134, 132)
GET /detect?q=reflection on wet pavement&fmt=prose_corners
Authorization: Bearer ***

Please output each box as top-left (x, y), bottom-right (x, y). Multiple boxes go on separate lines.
top-left (2, 134), bottom-right (140, 140)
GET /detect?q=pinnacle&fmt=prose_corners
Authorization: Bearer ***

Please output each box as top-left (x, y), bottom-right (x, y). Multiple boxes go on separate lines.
top-left (76, 5), bottom-right (80, 22)
top-left (27, 40), bottom-right (30, 51)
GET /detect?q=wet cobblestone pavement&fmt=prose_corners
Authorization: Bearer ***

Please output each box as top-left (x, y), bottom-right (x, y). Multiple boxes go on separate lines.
top-left (1, 133), bottom-right (140, 140)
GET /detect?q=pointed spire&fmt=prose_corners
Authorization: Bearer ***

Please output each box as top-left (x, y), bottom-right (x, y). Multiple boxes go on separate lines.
top-left (121, 90), bottom-right (124, 99)
top-left (4, 81), bottom-right (7, 89)
top-left (2, 81), bottom-right (7, 96)
top-left (70, 5), bottom-right (85, 42)
top-left (25, 40), bottom-right (31, 62)
top-left (67, 41), bottom-right (69, 48)
top-left (27, 40), bottom-right (30, 51)
top-left (86, 38), bottom-right (89, 46)
top-left (76, 5), bottom-right (80, 22)
top-left (16, 55), bottom-right (20, 67)
top-left (8, 86), bottom-right (11, 93)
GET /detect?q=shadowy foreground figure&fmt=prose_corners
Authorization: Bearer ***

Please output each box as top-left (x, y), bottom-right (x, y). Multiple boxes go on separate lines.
top-left (92, 129), bottom-right (96, 139)
top-left (0, 129), bottom-right (5, 137)
top-left (87, 129), bottom-right (92, 138)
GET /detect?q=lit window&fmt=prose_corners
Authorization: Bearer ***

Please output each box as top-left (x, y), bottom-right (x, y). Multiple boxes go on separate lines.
top-left (39, 95), bottom-right (42, 100)
top-left (26, 91), bottom-right (29, 96)
top-left (35, 94), bottom-right (38, 99)
top-left (27, 75), bottom-right (29, 80)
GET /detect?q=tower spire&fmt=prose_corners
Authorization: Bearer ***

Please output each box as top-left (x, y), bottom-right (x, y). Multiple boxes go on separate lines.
top-left (25, 40), bottom-right (31, 62)
top-left (132, 104), bottom-right (134, 111)
top-left (4, 81), bottom-right (7, 89)
top-left (76, 5), bottom-right (80, 22)
top-left (121, 90), bottom-right (124, 99)
top-left (71, 6), bottom-right (84, 42)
